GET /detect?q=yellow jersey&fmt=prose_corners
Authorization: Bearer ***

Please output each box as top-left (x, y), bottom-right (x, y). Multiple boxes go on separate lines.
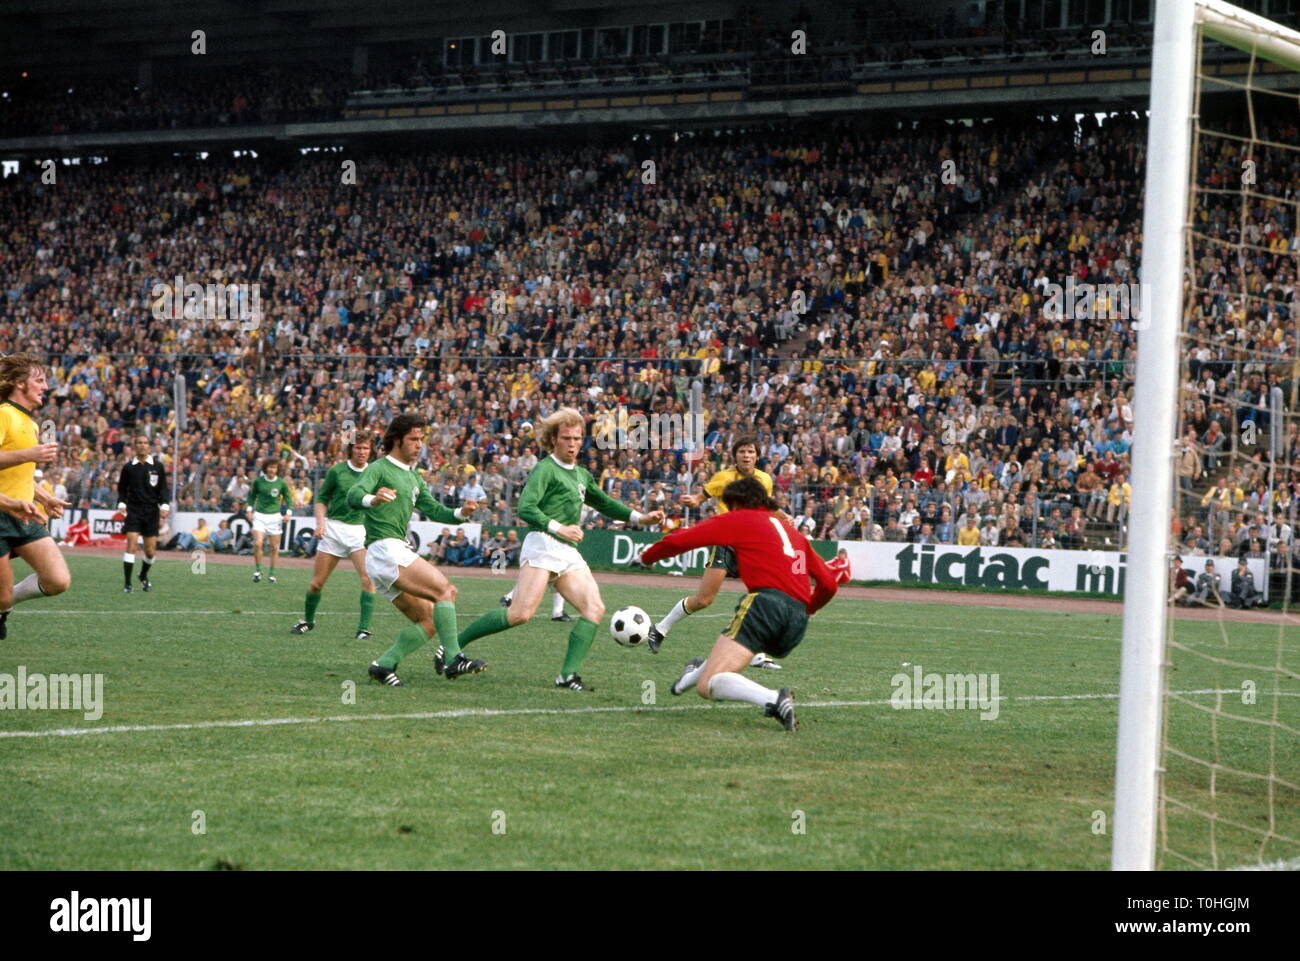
top-left (0, 400), bottom-right (39, 501)
top-left (703, 467), bottom-right (774, 514)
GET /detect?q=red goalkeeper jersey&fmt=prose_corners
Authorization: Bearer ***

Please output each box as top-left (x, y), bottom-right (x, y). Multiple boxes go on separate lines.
top-left (639, 508), bottom-right (839, 614)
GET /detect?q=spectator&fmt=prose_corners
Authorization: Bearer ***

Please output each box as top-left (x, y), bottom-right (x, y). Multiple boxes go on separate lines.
top-left (1190, 560), bottom-right (1223, 608)
top-left (1227, 559), bottom-right (1265, 609)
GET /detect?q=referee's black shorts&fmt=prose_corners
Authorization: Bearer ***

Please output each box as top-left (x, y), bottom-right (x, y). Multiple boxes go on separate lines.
top-left (124, 507), bottom-right (160, 538)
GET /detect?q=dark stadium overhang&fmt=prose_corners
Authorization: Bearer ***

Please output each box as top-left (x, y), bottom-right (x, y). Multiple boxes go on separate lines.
top-left (0, 0), bottom-right (734, 75)
top-left (4, 52), bottom-right (1298, 157)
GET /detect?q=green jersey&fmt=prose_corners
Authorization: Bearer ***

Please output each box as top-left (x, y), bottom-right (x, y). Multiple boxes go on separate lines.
top-left (247, 474), bottom-right (292, 514)
top-left (317, 460), bottom-right (367, 525)
top-left (346, 454), bottom-right (463, 546)
top-left (516, 454), bottom-right (632, 541)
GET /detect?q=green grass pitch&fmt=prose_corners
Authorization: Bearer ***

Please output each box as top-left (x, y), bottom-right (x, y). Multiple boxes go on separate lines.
top-left (0, 555), bottom-right (1294, 870)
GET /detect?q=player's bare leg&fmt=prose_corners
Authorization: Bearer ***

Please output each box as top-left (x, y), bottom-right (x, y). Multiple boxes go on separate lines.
top-left (266, 532), bottom-right (280, 582)
top-left (308, 551), bottom-right (343, 595)
top-left (499, 577), bottom-right (569, 619)
top-left (649, 565), bottom-right (725, 653)
top-left (455, 561), bottom-right (552, 678)
top-left (379, 556), bottom-right (483, 679)
top-left (675, 632), bottom-right (794, 730)
top-left (251, 530), bottom-right (265, 582)
top-left (550, 566), bottom-right (606, 690)
top-left (347, 549), bottom-right (375, 593)
top-left (503, 562), bottom-right (551, 625)
top-left (0, 556), bottom-right (13, 639)
top-left (8, 538), bottom-right (71, 633)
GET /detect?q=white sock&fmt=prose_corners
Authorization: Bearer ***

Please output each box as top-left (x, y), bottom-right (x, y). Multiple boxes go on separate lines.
top-left (672, 660), bottom-right (706, 695)
top-left (707, 671), bottom-right (777, 708)
top-left (656, 598), bottom-right (693, 635)
top-left (123, 552), bottom-right (135, 564)
top-left (12, 573), bottom-right (47, 606)
top-left (552, 592), bottom-right (565, 617)
top-left (144, 554), bottom-right (154, 564)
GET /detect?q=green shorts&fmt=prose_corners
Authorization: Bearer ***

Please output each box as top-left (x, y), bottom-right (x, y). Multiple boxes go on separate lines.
top-left (708, 544), bottom-right (740, 578)
top-left (723, 587), bottom-right (809, 659)
top-left (0, 513), bottom-right (50, 556)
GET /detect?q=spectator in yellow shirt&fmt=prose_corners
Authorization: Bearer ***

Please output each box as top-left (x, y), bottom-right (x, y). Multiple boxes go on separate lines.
top-left (956, 515), bottom-right (981, 546)
top-left (1107, 473), bottom-right (1131, 523)
top-left (944, 447), bottom-right (972, 486)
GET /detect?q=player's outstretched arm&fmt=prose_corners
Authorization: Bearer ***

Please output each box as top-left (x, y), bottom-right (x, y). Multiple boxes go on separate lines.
top-left (582, 483), bottom-right (661, 527)
top-left (639, 513), bottom-right (727, 565)
top-left (414, 477), bottom-right (470, 525)
top-left (805, 548), bottom-right (840, 614)
top-left (33, 485), bottom-right (70, 519)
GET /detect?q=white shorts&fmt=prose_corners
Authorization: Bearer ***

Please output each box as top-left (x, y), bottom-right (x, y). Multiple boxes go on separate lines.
top-left (252, 512), bottom-right (284, 536)
top-left (365, 537), bottom-right (419, 601)
top-left (519, 530), bottom-right (588, 578)
top-left (317, 518), bottom-right (366, 558)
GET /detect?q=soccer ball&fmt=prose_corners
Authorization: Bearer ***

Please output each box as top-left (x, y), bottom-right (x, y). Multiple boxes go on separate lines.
top-left (610, 606), bottom-right (650, 647)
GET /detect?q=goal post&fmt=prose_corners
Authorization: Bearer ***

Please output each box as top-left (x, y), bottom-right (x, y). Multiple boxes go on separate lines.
top-left (1113, 0), bottom-right (1300, 871)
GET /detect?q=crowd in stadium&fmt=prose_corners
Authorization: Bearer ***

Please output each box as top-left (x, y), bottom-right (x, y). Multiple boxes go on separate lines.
top-left (3, 105), bottom-right (1298, 570)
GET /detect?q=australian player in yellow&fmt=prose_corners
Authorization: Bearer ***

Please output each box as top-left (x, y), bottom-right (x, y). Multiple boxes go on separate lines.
top-left (0, 354), bottom-right (73, 640)
top-left (647, 435), bottom-right (781, 669)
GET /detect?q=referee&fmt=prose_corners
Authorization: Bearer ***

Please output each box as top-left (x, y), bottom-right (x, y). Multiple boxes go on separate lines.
top-left (117, 434), bottom-right (169, 593)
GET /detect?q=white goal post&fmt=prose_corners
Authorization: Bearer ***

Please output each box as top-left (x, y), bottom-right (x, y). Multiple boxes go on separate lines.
top-left (1113, 0), bottom-right (1300, 872)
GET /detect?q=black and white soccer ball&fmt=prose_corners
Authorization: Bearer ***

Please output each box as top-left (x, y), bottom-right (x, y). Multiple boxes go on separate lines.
top-left (610, 606), bottom-right (650, 647)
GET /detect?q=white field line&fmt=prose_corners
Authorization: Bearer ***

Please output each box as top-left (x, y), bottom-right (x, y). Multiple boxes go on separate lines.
top-left (1228, 856), bottom-right (1300, 871)
top-left (18, 609), bottom-right (1124, 642)
top-left (2, 689), bottom-right (1295, 741)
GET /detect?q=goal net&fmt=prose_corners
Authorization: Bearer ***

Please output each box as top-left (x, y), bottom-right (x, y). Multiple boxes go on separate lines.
top-left (1114, 0), bottom-right (1300, 871)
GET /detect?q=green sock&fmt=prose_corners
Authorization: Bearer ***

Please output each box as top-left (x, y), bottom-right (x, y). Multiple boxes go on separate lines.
top-left (434, 601), bottom-right (460, 660)
top-left (377, 624), bottom-right (431, 670)
top-left (560, 618), bottom-right (598, 678)
top-left (457, 606), bottom-right (511, 648)
top-left (255, 563), bottom-right (262, 575)
top-left (304, 591), bottom-right (322, 624)
top-left (357, 592), bottom-right (375, 632)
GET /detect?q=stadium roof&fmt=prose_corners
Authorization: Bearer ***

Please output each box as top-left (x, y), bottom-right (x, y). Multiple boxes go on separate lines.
top-left (1, 0), bottom-right (694, 76)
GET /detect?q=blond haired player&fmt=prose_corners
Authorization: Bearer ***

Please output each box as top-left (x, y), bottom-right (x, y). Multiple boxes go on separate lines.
top-left (0, 354), bottom-right (72, 639)
top-left (454, 407), bottom-right (663, 690)
top-left (646, 435), bottom-right (781, 669)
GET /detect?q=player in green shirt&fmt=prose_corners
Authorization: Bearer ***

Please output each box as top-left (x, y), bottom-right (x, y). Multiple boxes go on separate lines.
top-left (346, 413), bottom-right (485, 687)
top-left (245, 458), bottom-right (293, 582)
top-left (456, 407), bottom-right (664, 691)
top-left (290, 435), bottom-right (377, 639)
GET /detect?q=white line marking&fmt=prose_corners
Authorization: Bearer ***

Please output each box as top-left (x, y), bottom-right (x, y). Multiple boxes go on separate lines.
top-left (1228, 856), bottom-right (1300, 871)
top-left (2, 689), bottom-right (1294, 740)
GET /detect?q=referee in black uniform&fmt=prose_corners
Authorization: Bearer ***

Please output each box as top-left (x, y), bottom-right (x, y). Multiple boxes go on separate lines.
top-left (117, 434), bottom-right (169, 592)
